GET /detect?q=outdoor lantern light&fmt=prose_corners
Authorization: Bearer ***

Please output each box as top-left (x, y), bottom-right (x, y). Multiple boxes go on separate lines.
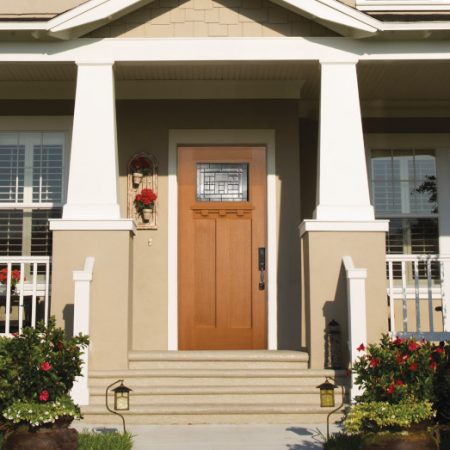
top-left (106, 379), bottom-right (132, 433)
top-left (317, 377), bottom-right (345, 440)
top-left (113, 381), bottom-right (132, 411)
top-left (317, 378), bottom-right (336, 408)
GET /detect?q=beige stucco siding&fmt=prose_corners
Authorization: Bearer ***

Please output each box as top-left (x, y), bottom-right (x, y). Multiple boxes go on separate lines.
top-left (52, 230), bottom-right (133, 370)
top-left (86, 0), bottom-right (337, 37)
top-left (0, 0), bottom-right (85, 18)
top-left (115, 99), bottom-right (301, 351)
top-left (301, 231), bottom-right (388, 369)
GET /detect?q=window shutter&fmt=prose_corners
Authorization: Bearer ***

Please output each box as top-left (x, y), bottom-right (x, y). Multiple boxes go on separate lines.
top-left (0, 144), bottom-right (25, 203)
top-left (0, 210), bottom-right (23, 255)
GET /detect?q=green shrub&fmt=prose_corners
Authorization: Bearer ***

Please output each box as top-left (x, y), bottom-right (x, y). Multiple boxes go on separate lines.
top-left (433, 344), bottom-right (450, 424)
top-left (344, 400), bottom-right (435, 434)
top-left (353, 335), bottom-right (444, 403)
top-left (324, 432), bottom-right (362, 450)
top-left (78, 431), bottom-right (133, 450)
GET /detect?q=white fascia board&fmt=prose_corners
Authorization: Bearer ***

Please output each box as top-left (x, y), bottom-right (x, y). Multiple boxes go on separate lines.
top-left (2, 38), bottom-right (450, 62)
top-left (270, 0), bottom-right (378, 33)
top-left (381, 21), bottom-right (450, 30)
top-left (0, 22), bottom-right (47, 31)
top-left (47, 0), bottom-right (151, 33)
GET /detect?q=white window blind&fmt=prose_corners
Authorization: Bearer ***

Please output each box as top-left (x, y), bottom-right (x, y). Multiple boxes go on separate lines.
top-left (0, 132), bottom-right (66, 257)
top-left (371, 149), bottom-right (439, 256)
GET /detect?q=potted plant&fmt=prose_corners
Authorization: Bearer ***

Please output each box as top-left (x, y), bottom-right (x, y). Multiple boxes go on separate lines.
top-left (0, 318), bottom-right (89, 450)
top-left (134, 188), bottom-right (157, 222)
top-left (131, 157), bottom-right (151, 185)
top-left (345, 335), bottom-right (446, 449)
top-left (0, 268), bottom-right (22, 295)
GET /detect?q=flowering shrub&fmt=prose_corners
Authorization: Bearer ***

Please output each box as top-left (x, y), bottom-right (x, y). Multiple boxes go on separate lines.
top-left (353, 334), bottom-right (446, 404)
top-left (134, 188), bottom-right (157, 212)
top-left (344, 400), bottom-right (434, 434)
top-left (131, 156), bottom-right (151, 176)
top-left (0, 318), bottom-right (89, 431)
top-left (3, 395), bottom-right (81, 428)
top-left (0, 267), bottom-right (22, 289)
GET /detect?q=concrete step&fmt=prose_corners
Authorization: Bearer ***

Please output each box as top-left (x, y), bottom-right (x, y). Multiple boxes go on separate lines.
top-left (80, 403), bottom-right (345, 425)
top-left (128, 350), bottom-right (309, 370)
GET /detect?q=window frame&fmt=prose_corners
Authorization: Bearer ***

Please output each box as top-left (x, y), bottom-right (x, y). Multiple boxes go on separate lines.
top-left (365, 133), bottom-right (450, 256)
top-left (0, 117), bottom-right (72, 257)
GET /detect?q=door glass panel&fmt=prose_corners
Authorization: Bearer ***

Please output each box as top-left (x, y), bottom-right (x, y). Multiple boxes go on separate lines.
top-left (196, 163), bottom-right (248, 202)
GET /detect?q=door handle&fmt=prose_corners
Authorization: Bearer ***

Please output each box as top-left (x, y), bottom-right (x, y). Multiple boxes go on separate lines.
top-left (258, 247), bottom-right (265, 290)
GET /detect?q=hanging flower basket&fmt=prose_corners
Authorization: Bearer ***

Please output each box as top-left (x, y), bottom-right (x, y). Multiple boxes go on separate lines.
top-left (142, 208), bottom-right (153, 222)
top-left (134, 188), bottom-right (157, 223)
top-left (132, 172), bottom-right (143, 186)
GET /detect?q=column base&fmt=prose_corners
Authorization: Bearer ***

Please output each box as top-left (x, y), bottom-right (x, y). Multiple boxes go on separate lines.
top-left (49, 219), bottom-right (136, 233)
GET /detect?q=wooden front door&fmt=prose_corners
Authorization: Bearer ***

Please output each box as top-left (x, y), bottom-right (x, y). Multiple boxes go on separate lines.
top-left (178, 146), bottom-right (267, 350)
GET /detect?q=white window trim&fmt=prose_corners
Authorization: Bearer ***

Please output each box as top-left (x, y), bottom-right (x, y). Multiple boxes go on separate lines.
top-left (0, 117), bottom-right (73, 256)
top-left (168, 129), bottom-right (277, 351)
top-left (365, 133), bottom-right (450, 256)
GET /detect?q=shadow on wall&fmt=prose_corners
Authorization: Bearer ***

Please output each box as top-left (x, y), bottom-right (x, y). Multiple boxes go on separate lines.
top-left (322, 264), bottom-right (350, 369)
top-left (63, 304), bottom-right (74, 338)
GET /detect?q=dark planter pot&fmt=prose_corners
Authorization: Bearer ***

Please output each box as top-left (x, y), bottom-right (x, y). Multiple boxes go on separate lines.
top-left (3, 426), bottom-right (78, 450)
top-left (361, 430), bottom-right (438, 450)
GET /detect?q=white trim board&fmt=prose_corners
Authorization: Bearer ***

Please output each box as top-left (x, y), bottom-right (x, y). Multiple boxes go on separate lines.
top-left (168, 129), bottom-right (278, 351)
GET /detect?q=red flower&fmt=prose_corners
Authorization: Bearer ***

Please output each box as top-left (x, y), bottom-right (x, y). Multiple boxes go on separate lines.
top-left (40, 362), bottom-right (51, 371)
top-left (387, 384), bottom-right (395, 394)
top-left (395, 379), bottom-right (405, 386)
top-left (408, 341), bottom-right (419, 351)
top-left (39, 390), bottom-right (49, 402)
top-left (369, 358), bottom-right (379, 368)
top-left (357, 343), bottom-right (365, 352)
top-left (430, 361), bottom-right (438, 370)
top-left (409, 362), bottom-right (418, 372)
top-left (435, 347), bottom-right (445, 354)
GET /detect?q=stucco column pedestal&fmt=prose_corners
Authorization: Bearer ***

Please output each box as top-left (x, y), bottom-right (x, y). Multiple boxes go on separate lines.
top-left (300, 222), bottom-right (388, 369)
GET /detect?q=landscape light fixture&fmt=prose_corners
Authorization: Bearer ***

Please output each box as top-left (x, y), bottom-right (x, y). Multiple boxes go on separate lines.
top-left (105, 379), bottom-right (132, 433)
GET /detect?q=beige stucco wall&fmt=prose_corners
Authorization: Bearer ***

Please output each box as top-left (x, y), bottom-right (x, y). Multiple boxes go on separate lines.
top-left (301, 230), bottom-right (388, 369)
top-left (52, 230), bottom-right (133, 370)
top-left (114, 99), bottom-right (301, 351)
top-left (87, 0), bottom-right (336, 37)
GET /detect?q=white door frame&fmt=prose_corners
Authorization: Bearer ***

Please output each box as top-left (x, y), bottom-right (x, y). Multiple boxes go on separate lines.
top-left (168, 129), bottom-right (277, 350)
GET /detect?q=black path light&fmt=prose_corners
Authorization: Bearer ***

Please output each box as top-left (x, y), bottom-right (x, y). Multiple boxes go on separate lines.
top-left (317, 377), bottom-right (345, 440)
top-left (105, 379), bottom-right (132, 433)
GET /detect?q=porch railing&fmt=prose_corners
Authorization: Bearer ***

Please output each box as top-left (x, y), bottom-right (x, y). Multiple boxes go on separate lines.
top-left (0, 256), bottom-right (51, 336)
top-left (386, 254), bottom-right (450, 341)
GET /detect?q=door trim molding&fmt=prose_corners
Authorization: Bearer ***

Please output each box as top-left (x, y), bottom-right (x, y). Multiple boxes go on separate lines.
top-left (168, 129), bottom-right (277, 350)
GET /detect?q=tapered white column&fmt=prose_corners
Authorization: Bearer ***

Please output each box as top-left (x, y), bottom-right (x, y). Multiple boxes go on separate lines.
top-left (64, 62), bottom-right (120, 220)
top-left (314, 61), bottom-right (374, 221)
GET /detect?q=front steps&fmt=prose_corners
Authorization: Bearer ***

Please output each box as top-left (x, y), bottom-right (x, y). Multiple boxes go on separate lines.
top-left (81, 351), bottom-right (348, 424)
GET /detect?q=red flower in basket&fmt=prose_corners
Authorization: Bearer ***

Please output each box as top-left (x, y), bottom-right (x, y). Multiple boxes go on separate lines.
top-left (39, 390), bottom-right (49, 402)
top-left (134, 188), bottom-right (157, 213)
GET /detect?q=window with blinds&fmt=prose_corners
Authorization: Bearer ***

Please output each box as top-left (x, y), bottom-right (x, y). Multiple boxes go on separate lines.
top-left (371, 149), bottom-right (439, 278)
top-left (0, 133), bottom-right (66, 257)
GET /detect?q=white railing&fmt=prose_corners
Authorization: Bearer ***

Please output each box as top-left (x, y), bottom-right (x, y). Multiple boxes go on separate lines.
top-left (0, 256), bottom-right (51, 335)
top-left (343, 256), bottom-right (368, 402)
top-left (386, 254), bottom-right (450, 340)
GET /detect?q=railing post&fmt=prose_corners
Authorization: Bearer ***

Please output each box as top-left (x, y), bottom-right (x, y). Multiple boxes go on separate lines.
top-left (442, 256), bottom-right (450, 332)
top-left (343, 256), bottom-right (367, 402)
top-left (71, 257), bottom-right (95, 406)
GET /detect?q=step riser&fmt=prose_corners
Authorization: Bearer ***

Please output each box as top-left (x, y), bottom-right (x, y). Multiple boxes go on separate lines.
top-left (89, 392), bottom-right (345, 405)
top-left (89, 376), bottom-right (344, 388)
top-left (79, 412), bottom-right (344, 425)
top-left (129, 361), bottom-right (309, 370)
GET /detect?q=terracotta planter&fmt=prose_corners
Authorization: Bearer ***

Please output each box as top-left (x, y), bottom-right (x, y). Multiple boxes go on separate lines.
top-left (361, 430), bottom-right (438, 450)
top-left (142, 208), bottom-right (153, 222)
top-left (4, 427), bottom-right (78, 450)
top-left (132, 172), bottom-right (143, 185)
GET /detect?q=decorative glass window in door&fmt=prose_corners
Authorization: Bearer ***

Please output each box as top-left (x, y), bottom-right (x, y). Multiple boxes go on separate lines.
top-left (196, 163), bottom-right (248, 202)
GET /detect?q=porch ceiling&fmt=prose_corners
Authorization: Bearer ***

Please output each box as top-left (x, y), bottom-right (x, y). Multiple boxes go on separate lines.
top-left (0, 60), bottom-right (450, 102)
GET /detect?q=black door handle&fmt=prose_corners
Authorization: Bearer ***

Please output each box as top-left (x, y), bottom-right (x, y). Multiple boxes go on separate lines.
top-left (258, 248), bottom-right (265, 290)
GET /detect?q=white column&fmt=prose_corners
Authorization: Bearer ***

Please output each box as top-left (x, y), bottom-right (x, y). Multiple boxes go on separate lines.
top-left (343, 256), bottom-right (367, 402)
top-left (71, 257), bottom-right (95, 406)
top-left (64, 62), bottom-right (120, 220)
top-left (314, 61), bottom-right (374, 221)
top-left (437, 149), bottom-right (450, 331)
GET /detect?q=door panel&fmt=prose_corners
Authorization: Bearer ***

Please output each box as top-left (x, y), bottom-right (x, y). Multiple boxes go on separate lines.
top-left (178, 146), bottom-right (267, 350)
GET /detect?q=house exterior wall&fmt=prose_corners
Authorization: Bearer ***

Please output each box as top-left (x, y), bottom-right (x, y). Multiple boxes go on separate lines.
top-left (86, 0), bottom-right (337, 37)
top-left (115, 99), bottom-right (301, 352)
